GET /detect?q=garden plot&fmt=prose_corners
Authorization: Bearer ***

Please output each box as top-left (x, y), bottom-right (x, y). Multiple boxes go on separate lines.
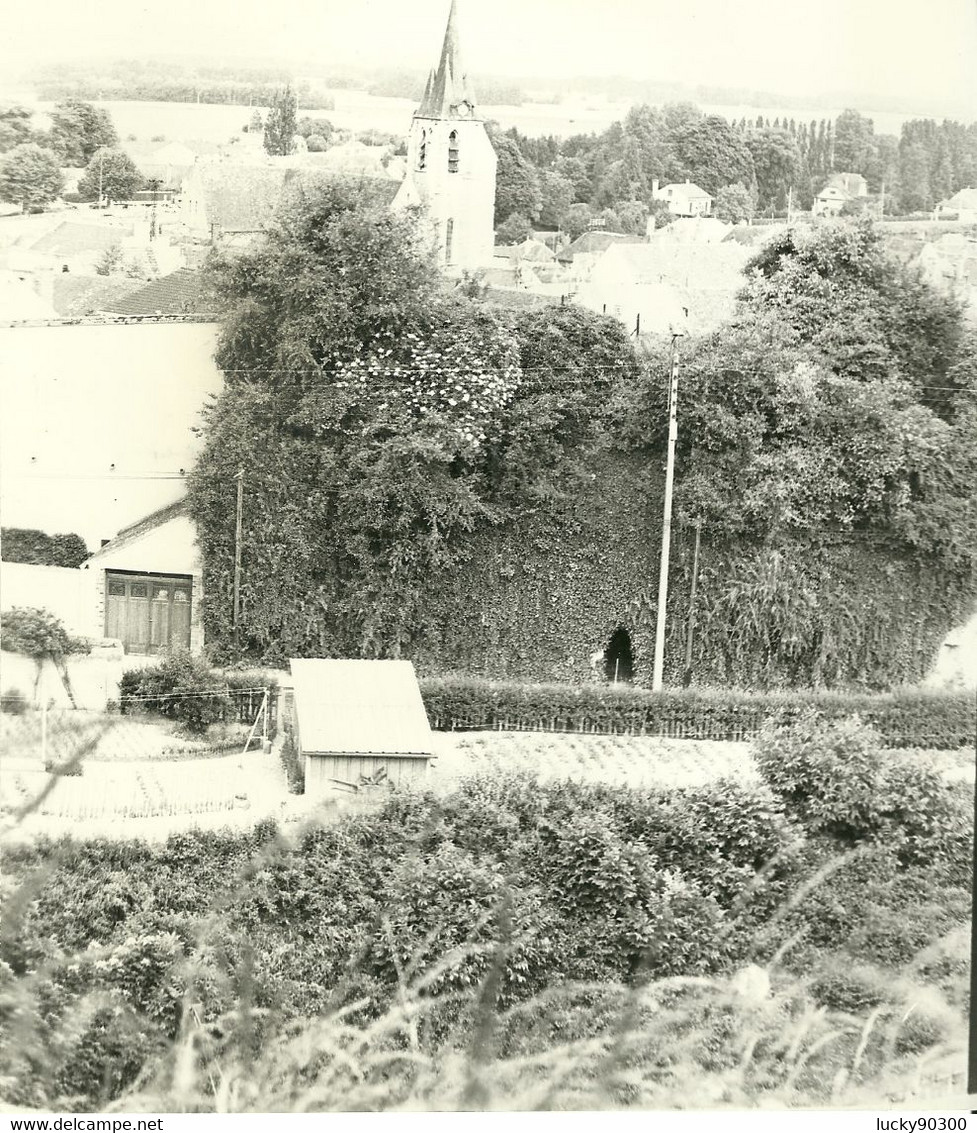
top-left (429, 731), bottom-right (760, 791)
top-left (1, 746), bottom-right (290, 840)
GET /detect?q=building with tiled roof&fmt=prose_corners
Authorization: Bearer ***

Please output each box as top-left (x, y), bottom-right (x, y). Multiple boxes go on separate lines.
top-left (652, 179), bottom-right (713, 217)
top-left (101, 268), bottom-right (211, 317)
top-left (558, 230), bottom-right (647, 263)
top-left (50, 274), bottom-right (143, 317)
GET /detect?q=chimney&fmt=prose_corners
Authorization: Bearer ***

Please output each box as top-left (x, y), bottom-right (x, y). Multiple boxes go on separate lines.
top-left (652, 178), bottom-right (660, 196)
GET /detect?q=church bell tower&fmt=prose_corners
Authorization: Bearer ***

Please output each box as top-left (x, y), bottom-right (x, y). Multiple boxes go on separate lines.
top-left (393, 0), bottom-right (497, 270)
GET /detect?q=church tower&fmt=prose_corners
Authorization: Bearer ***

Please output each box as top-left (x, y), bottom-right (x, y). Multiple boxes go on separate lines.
top-left (394, 0), bottom-right (497, 270)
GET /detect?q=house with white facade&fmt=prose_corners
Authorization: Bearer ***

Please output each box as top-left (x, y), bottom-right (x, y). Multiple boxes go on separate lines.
top-left (652, 179), bottom-right (713, 218)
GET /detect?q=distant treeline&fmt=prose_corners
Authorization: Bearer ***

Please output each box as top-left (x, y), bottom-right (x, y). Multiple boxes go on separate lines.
top-left (35, 81), bottom-right (336, 111)
top-left (366, 72), bottom-right (526, 106)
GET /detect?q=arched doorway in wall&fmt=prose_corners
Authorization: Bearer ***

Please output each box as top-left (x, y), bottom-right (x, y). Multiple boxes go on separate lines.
top-left (604, 625), bottom-right (634, 683)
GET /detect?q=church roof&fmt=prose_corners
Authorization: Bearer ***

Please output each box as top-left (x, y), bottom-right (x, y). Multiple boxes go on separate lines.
top-left (416, 0), bottom-right (479, 119)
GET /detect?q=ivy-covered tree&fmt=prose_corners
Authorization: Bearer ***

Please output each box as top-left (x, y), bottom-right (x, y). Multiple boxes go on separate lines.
top-left (741, 220), bottom-right (965, 412)
top-left (190, 178), bottom-right (641, 663)
top-left (617, 221), bottom-right (976, 567)
top-left (191, 180), bottom-right (511, 660)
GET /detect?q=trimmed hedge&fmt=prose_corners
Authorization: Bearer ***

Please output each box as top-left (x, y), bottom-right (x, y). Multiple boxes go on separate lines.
top-left (418, 677), bottom-right (975, 750)
top-left (1, 528), bottom-right (89, 568)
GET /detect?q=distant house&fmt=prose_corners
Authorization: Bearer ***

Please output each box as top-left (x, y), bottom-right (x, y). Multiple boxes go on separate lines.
top-left (652, 179), bottom-right (713, 218)
top-left (813, 173), bottom-right (869, 217)
top-left (827, 172), bottom-right (868, 198)
top-left (81, 498), bottom-right (203, 655)
top-left (813, 185), bottom-right (847, 216)
top-left (934, 188), bottom-right (977, 224)
top-left (289, 658), bottom-right (434, 799)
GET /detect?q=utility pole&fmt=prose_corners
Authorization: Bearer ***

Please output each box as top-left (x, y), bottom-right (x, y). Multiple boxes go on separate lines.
top-left (879, 179), bottom-right (885, 220)
top-left (786, 185), bottom-right (793, 225)
top-left (98, 147), bottom-right (105, 207)
top-left (233, 469), bottom-right (244, 650)
top-left (652, 333), bottom-right (682, 692)
top-left (147, 177), bottom-right (162, 240)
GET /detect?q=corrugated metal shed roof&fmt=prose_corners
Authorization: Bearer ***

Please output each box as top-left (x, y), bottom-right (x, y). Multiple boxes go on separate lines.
top-left (290, 658), bottom-right (433, 756)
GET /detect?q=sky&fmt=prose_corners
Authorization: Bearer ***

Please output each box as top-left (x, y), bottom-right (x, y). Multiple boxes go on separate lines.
top-left (3, 0), bottom-right (976, 114)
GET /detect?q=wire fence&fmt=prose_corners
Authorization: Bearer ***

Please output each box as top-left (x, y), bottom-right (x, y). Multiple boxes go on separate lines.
top-left (1, 687), bottom-right (278, 765)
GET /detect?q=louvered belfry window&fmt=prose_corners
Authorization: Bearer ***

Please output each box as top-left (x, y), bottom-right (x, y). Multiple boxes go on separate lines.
top-left (448, 130), bottom-right (459, 173)
top-left (418, 130), bottom-right (427, 171)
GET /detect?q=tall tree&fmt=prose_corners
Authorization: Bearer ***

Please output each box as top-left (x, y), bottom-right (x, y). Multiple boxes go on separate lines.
top-left (833, 109), bottom-right (875, 174)
top-left (670, 114), bottom-right (754, 196)
top-left (0, 106), bottom-right (35, 153)
top-left (490, 132), bottom-right (542, 224)
top-left (48, 100), bottom-right (118, 165)
top-left (76, 148), bottom-right (144, 202)
top-left (0, 143), bottom-right (63, 211)
top-left (263, 85), bottom-right (298, 156)
top-left (746, 128), bottom-right (802, 212)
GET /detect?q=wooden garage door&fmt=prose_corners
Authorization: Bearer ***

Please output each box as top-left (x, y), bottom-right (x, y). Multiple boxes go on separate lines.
top-left (105, 572), bottom-right (192, 654)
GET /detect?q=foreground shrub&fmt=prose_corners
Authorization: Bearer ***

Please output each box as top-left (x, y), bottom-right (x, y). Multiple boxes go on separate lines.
top-left (753, 711), bottom-right (973, 873)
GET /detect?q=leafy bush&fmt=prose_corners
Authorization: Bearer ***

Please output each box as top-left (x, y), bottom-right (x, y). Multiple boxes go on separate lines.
top-left (419, 676), bottom-right (974, 749)
top-left (119, 652), bottom-right (231, 734)
top-left (754, 711), bottom-right (974, 871)
top-left (1, 607), bottom-right (89, 660)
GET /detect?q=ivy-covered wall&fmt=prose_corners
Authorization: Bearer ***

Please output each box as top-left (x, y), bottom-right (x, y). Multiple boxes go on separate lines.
top-left (407, 451), bottom-right (977, 691)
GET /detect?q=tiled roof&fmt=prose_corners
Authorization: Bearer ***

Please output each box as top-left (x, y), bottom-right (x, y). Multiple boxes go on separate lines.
top-left (658, 182), bottom-right (711, 200)
top-left (290, 658), bottom-right (433, 756)
top-left (27, 222), bottom-right (134, 256)
top-left (86, 498), bottom-right (187, 561)
top-left (564, 231), bottom-right (646, 259)
top-left (51, 274), bottom-right (142, 316)
top-left (102, 269), bottom-right (210, 317)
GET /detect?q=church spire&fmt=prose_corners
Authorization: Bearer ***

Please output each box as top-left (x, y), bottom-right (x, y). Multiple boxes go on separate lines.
top-left (416, 0), bottom-right (478, 119)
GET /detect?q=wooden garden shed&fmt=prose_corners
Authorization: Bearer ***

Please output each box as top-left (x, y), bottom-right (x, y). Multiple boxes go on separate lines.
top-left (289, 658), bottom-right (434, 799)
